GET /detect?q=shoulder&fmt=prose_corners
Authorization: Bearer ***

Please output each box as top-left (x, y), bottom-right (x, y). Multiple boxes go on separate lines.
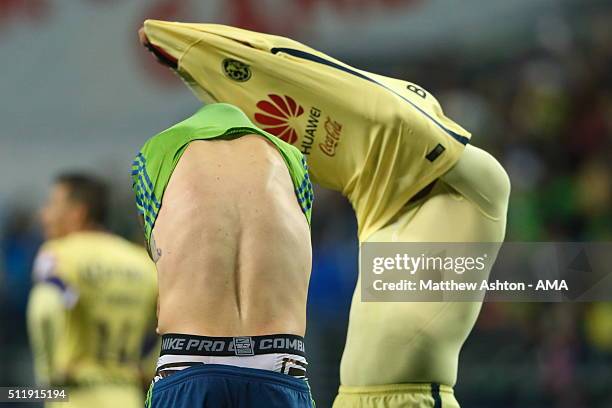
top-left (32, 239), bottom-right (68, 282)
top-left (32, 240), bottom-right (79, 307)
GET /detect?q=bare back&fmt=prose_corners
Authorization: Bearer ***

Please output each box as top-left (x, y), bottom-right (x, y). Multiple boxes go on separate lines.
top-left (152, 135), bottom-right (312, 337)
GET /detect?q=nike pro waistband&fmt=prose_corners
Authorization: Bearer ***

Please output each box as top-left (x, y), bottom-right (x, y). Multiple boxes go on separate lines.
top-left (160, 333), bottom-right (306, 357)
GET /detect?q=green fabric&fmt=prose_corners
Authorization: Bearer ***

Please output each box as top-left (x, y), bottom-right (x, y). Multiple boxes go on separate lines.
top-left (132, 103), bottom-right (313, 244)
top-left (145, 381), bottom-right (153, 408)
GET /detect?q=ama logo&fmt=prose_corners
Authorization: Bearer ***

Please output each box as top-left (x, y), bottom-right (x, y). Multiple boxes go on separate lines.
top-left (254, 95), bottom-right (304, 144)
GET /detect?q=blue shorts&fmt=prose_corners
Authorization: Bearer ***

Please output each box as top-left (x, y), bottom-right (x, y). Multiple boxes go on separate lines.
top-left (146, 364), bottom-right (314, 408)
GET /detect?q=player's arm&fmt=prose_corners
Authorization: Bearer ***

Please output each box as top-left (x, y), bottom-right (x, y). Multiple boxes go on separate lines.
top-left (138, 26), bottom-right (178, 69)
top-left (135, 249), bottom-right (160, 385)
top-left (26, 248), bottom-right (77, 385)
top-left (26, 283), bottom-right (67, 385)
top-left (139, 328), bottom-right (161, 385)
top-left (139, 291), bottom-right (160, 384)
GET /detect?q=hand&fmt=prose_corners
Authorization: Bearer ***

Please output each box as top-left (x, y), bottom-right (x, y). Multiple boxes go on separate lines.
top-left (138, 27), bottom-right (149, 47)
top-left (138, 26), bottom-right (178, 69)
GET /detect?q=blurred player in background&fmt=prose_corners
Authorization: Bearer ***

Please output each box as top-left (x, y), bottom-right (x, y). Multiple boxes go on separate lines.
top-left (138, 21), bottom-right (510, 408)
top-left (132, 103), bottom-right (314, 407)
top-left (27, 173), bottom-right (158, 408)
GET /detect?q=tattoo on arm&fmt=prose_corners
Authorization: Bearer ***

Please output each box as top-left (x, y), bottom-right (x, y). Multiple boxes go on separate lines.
top-left (149, 233), bottom-right (162, 263)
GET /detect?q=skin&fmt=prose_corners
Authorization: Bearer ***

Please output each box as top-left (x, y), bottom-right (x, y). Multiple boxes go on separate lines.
top-left (138, 28), bottom-right (148, 47)
top-left (40, 183), bottom-right (97, 240)
top-left (151, 135), bottom-right (312, 337)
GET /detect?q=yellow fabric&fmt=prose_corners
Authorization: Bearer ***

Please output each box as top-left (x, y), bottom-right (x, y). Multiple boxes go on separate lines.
top-left (334, 383), bottom-right (459, 408)
top-left (340, 147), bottom-right (509, 391)
top-left (29, 231), bottom-right (158, 388)
top-left (45, 385), bottom-right (143, 408)
top-left (27, 284), bottom-right (67, 385)
top-left (142, 20), bottom-right (471, 241)
top-left (585, 303), bottom-right (612, 351)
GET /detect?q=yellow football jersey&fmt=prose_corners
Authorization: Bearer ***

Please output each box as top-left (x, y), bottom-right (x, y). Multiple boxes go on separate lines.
top-left (142, 20), bottom-right (471, 241)
top-left (29, 231), bottom-right (157, 387)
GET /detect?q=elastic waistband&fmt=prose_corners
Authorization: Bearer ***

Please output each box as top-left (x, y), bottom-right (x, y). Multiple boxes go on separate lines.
top-left (339, 383), bottom-right (454, 395)
top-left (161, 333), bottom-right (306, 357)
top-left (152, 363), bottom-right (310, 393)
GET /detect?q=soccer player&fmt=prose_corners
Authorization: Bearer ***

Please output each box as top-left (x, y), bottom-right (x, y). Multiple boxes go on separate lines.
top-left (132, 103), bottom-right (314, 407)
top-left (138, 21), bottom-right (510, 408)
top-left (27, 173), bottom-right (158, 408)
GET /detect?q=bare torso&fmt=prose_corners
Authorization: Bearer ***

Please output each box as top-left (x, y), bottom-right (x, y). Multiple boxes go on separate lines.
top-left (151, 135), bottom-right (312, 337)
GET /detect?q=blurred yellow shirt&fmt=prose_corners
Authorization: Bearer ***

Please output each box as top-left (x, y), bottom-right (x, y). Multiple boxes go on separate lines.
top-left (27, 231), bottom-right (158, 388)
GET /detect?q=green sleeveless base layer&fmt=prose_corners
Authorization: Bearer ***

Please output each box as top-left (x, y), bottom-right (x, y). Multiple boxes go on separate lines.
top-left (131, 103), bottom-right (313, 244)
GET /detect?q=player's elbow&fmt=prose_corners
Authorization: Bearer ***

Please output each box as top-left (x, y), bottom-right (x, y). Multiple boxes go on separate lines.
top-left (27, 285), bottom-right (66, 324)
top-left (483, 152), bottom-right (511, 219)
top-left (445, 144), bottom-right (511, 219)
top-left (483, 151), bottom-right (511, 219)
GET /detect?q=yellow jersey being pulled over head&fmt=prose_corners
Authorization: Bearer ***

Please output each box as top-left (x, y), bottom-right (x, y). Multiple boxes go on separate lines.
top-left (141, 21), bottom-right (471, 241)
top-left (29, 231), bottom-right (157, 387)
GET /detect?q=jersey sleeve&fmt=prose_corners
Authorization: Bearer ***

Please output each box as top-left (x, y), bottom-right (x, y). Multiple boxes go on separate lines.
top-left (32, 244), bottom-right (79, 308)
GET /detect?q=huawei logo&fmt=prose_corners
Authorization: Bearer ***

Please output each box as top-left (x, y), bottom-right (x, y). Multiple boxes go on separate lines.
top-left (254, 94), bottom-right (304, 144)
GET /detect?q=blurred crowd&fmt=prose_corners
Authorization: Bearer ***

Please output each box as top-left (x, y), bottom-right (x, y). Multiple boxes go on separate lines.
top-left (1, 1), bottom-right (611, 407)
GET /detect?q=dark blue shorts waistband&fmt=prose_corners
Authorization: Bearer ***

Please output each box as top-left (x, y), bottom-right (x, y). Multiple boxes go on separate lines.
top-left (152, 364), bottom-right (310, 393)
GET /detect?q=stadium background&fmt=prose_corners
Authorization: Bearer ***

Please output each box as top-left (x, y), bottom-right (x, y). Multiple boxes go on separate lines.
top-left (0, 0), bottom-right (611, 407)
